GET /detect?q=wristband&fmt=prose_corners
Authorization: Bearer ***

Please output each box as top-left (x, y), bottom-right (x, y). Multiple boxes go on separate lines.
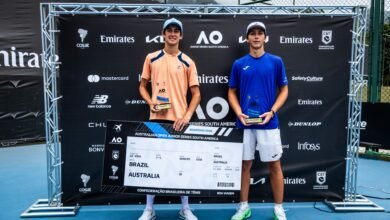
top-left (270, 109), bottom-right (275, 117)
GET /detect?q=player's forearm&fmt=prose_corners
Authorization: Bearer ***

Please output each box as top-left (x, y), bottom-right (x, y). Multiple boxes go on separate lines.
top-left (271, 85), bottom-right (288, 113)
top-left (228, 88), bottom-right (243, 116)
top-left (184, 86), bottom-right (201, 121)
top-left (139, 80), bottom-right (153, 106)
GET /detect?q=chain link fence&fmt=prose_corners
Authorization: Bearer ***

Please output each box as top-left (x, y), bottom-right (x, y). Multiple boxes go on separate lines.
top-left (253, 0), bottom-right (389, 103)
top-left (383, 0), bottom-right (390, 102)
top-left (167, 0), bottom-right (388, 102)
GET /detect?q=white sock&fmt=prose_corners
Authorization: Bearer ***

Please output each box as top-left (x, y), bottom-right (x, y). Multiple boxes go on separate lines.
top-left (181, 196), bottom-right (190, 210)
top-left (274, 203), bottom-right (283, 210)
top-left (146, 194), bottom-right (155, 210)
top-left (240, 201), bottom-right (249, 209)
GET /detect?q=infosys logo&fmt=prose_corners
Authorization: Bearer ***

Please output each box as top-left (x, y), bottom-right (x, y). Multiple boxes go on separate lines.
top-left (291, 76), bottom-right (323, 82)
top-left (280, 36), bottom-right (313, 44)
top-left (297, 142), bottom-right (320, 151)
top-left (288, 121), bottom-right (322, 127)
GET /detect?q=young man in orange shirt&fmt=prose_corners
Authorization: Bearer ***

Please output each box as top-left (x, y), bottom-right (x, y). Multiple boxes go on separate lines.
top-left (138, 18), bottom-right (201, 220)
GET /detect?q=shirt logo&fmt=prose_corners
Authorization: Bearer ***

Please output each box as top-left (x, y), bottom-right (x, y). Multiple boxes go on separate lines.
top-left (243, 66), bottom-right (250, 70)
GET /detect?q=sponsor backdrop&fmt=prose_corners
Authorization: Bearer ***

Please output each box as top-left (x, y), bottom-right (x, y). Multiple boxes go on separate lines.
top-left (0, 0), bottom-right (160, 146)
top-left (59, 15), bottom-right (352, 205)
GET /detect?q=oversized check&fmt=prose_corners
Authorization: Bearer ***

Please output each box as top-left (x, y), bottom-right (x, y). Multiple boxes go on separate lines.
top-left (101, 121), bottom-right (243, 197)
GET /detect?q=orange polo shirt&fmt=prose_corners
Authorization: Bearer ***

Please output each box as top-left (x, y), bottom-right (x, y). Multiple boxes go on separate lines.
top-left (141, 50), bottom-right (199, 121)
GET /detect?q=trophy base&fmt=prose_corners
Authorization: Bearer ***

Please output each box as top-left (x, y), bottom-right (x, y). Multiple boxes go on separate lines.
top-left (245, 117), bottom-right (263, 124)
top-left (155, 103), bottom-right (171, 110)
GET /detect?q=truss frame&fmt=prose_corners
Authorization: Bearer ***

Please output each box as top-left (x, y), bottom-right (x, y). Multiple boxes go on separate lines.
top-left (26, 3), bottom-right (375, 217)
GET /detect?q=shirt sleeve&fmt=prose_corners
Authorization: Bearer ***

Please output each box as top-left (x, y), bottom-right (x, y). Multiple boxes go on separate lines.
top-left (141, 54), bottom-right (151, 81)
top-left (276, 58), bottom-right (288, 87)
top-left (228, 60), bottom-right (239, 88)
top-left (188, 60), bottom-right (200, 87)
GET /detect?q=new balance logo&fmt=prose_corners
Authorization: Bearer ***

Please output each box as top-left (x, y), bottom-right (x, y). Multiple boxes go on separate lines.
top-left (88, 95), bottom-right (111, 109)
top-left (91, 95), bottom-right (108, 104)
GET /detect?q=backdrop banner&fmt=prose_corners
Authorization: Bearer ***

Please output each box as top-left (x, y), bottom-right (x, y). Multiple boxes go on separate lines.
top-left (58, 14), bottom-right (352, 205)
top-left (0, 0), bottom-right (155, 146)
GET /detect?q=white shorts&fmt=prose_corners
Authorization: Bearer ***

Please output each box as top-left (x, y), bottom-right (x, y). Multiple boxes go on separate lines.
top-left (242, 129), bottom-right (283, 162)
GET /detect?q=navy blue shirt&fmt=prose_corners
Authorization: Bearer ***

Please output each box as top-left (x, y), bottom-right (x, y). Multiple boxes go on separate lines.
top-left (228, 52), bottom-right (288, 129)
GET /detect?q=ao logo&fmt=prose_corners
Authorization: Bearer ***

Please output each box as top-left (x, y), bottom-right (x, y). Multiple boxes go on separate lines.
top-left (111, 137), bottom-right (122, 143)
top-left (196, 31), bottom-right (223, 45)
top-left (196, 97), bottom-right (229, 120)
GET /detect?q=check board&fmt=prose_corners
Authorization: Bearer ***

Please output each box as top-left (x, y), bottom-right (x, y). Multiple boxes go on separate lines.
top-left (101, 121), bottom-right (243, 197)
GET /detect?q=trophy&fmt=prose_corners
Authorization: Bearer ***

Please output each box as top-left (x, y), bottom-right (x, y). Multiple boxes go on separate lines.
top-left (245, 95), bottom-right (263, 124)
top-left (155, 95), bottom-right (171, 110)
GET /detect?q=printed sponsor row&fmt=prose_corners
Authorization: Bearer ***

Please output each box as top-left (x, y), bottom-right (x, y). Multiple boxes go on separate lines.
top-left (86, 74), bottom-right (323, 84)
top-left (79, 170), bottom-right (330, 194)
top-left (86, 94), bottom-right (325, 110)
top-left (87, 120), bottom-right (337, 130)
top-left (76, 28), bottom-right (335, 50)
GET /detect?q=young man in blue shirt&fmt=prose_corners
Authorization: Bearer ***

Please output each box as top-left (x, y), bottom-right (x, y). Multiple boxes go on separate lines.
top-left (228, 21), bottom-right (289, 220)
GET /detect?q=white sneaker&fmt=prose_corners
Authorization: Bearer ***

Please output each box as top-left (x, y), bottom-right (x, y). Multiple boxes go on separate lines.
top-left (273, 206), bottom-right (287, 220)
top-left (179, 209), bottom-right (198, 220)
top-left (138, 208), bottom-right (156, 220)
top-left (231, 204), bottom-right (251, 220)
